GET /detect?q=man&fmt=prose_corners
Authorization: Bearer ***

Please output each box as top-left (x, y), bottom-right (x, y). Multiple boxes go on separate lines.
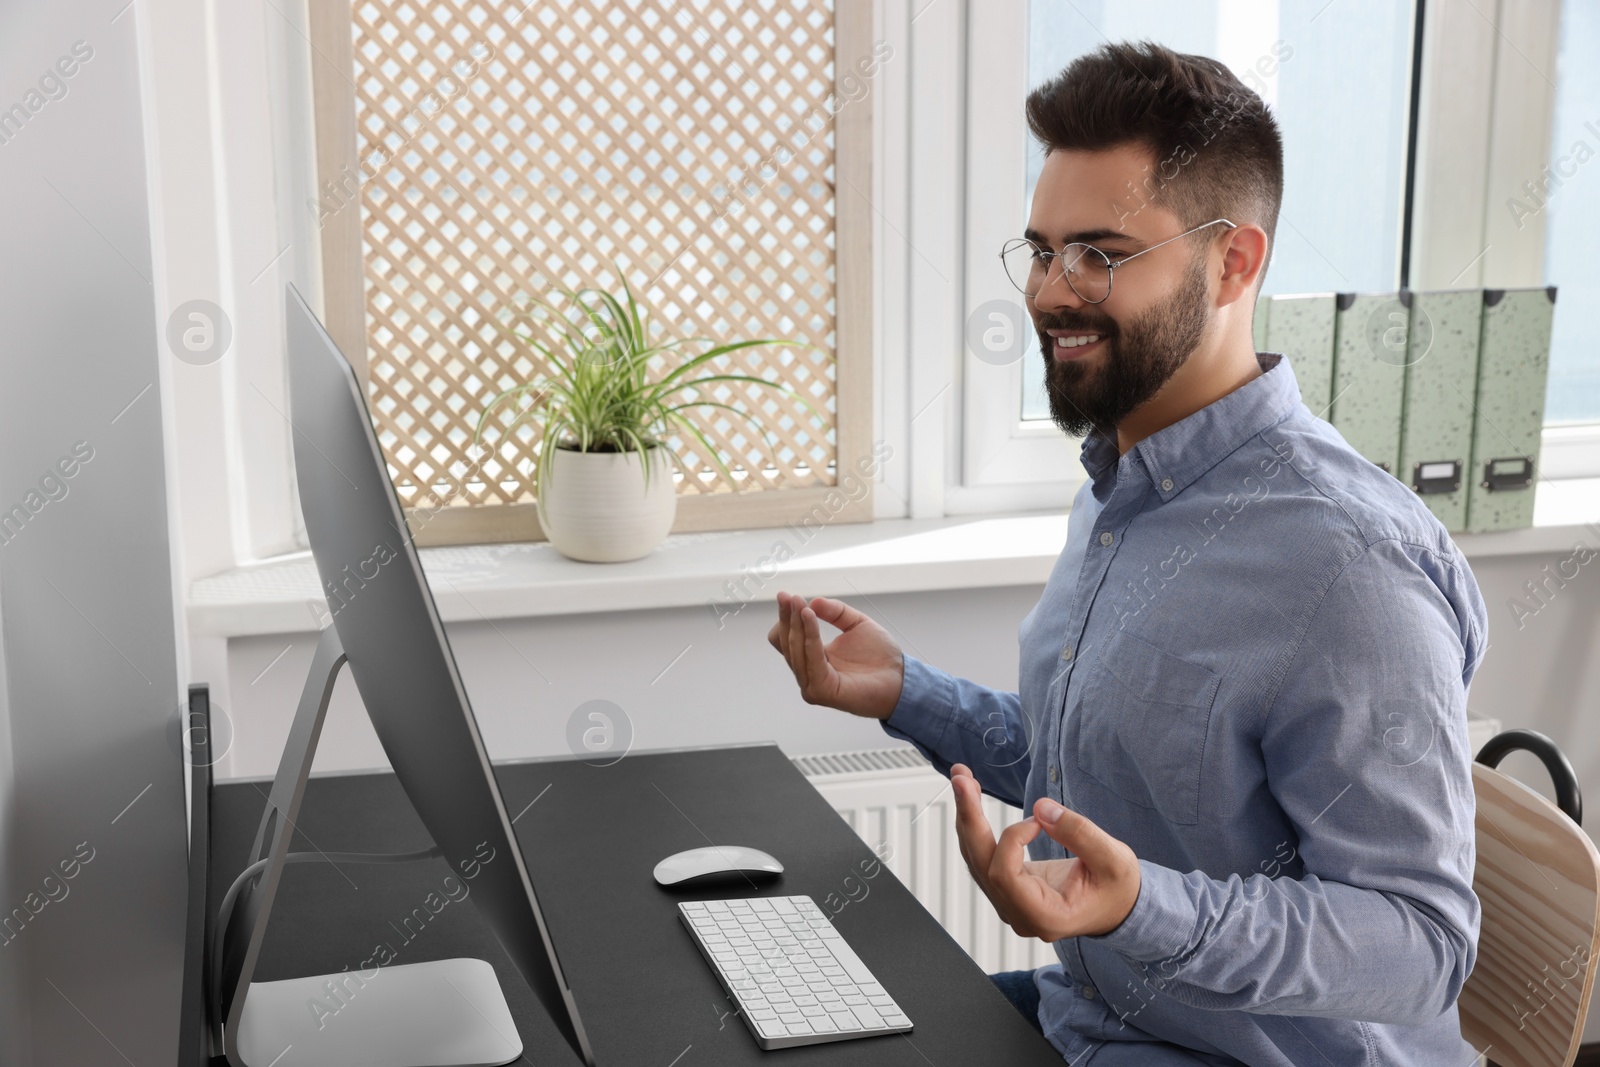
top-left (766, 40), bottom-right (1486, 1065)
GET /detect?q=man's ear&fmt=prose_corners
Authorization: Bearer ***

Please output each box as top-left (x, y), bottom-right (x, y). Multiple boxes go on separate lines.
top-left (1217, 224), bottom-right (1269, 307)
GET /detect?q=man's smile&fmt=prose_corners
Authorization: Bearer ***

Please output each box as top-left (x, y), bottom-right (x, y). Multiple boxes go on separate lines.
top-left (1046, 328), bottom-right (1107, 361)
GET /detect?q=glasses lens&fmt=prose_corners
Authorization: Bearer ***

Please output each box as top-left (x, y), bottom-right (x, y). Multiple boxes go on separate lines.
top-left (1000, 241), bottom-right (1114, 301)
top-left (1060, 244), bottom-right (1112, 303)
top-left (1001, 239), bottom-right (1047, 296)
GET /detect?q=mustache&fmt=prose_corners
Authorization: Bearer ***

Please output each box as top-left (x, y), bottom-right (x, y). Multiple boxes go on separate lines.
top-left (1035, 313), bottom-right (1116, 336)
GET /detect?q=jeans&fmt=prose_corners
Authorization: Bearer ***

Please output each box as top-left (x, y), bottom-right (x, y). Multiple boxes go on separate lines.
top-left (989, 968), bottom-right (1044, 1035)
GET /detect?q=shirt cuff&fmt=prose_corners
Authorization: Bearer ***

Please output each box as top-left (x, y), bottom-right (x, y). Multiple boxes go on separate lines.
top-left (1087, 859), bottom-right (1197, 963)
top-left (879, 653), bottom-right (956, 754)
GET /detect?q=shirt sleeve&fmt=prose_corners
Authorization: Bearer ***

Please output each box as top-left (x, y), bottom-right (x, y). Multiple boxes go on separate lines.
top-left (1087, 538), bottom-right (1486, 1026)
top-left (879, 653), bottom-right (1032, 808)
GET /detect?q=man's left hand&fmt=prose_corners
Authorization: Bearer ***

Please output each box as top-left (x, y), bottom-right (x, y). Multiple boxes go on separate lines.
top-left (951, 763), bottom-right (1142, 941)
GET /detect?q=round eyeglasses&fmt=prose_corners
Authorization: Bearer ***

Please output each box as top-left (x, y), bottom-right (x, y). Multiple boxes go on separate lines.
top-left (1000, 218), bottom-right (1237, 304)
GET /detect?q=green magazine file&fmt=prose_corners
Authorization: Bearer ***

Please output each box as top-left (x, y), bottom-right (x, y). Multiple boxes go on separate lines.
top-left (1330, 291), bottom-right (1407, 475)
top-left (1465, 287), bottom-right (1557, 533)
top-left (1397, 289), bottom-right (1481, 532)
top-left (1264, 293), bottom-right (1337, 420)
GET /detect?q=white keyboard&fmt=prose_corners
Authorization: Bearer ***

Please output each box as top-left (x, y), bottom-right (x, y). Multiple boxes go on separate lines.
top-left (678, 895), bottom-right (914, 1049)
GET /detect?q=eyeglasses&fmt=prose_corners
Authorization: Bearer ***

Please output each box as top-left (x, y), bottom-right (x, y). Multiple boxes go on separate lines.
top-left (1000, 218), bottom-right (1237, 304)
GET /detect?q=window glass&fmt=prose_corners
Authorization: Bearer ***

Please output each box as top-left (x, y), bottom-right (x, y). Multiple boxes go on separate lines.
top-left (1542, 0), bottom-right (1600, 423)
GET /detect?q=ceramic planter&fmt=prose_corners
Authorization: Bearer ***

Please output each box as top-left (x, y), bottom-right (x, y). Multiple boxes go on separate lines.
top-left (535, 443), bottom-right (677, 562)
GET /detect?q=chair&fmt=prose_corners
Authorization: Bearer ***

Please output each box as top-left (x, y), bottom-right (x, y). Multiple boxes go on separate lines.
top-left (1460, 730), bottom-right (1600, 1067)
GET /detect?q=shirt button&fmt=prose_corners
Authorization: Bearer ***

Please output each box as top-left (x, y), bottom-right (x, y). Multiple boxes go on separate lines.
top-left (1098, 531), bottom-right (1114, 547)
top-left (1049, 765), bottom-right (1059, 783)
top-left (1060, 644), bottom-right (1074, 661)
top-left (1081, 985), bottom-right (1097, 1000)
top-left (1160, 477), bottom-right (1174, 492)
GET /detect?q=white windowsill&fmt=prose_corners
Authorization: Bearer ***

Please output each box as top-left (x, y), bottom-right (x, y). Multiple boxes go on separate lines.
top-left (187, 478), bottom-right (1600, 639)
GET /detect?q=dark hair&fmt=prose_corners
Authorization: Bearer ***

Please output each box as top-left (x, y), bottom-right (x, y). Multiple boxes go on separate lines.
top-left (1025, 39), bottom-right (1283, 286)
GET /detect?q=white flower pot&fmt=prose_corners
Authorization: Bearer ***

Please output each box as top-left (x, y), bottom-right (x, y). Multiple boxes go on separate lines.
top-left (535, 443), bottom-right (678, 562)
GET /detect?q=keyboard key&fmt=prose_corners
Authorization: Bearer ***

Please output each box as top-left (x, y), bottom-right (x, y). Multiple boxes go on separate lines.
top-left (828, 1010), bottom-right (861, 1032)
top-left (850, 1004), bottom-right (883, 1030)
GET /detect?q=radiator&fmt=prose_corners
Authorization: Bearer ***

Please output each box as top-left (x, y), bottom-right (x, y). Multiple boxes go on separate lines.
top-left (791, 747), bottom-right (1059, 974)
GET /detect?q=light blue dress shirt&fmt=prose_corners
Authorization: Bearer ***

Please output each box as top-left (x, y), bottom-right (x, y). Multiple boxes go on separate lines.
top-left (881, 352), bottom-right (1488, 1065)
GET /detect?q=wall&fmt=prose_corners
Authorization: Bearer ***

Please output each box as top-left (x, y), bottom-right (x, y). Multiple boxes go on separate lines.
top-left (0, 1), bottom-right (189, 1063)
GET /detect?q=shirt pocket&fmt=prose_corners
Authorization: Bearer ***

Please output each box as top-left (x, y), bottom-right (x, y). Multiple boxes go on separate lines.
top-left (1073, 628), bottom-right (1220, 826)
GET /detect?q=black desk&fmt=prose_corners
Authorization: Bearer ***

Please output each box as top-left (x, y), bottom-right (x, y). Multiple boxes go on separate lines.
top-left (210, 743), bottom-right (1065, 1065)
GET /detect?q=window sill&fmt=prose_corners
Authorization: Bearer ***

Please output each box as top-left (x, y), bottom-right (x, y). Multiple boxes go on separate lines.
top-left (187, 478), bottom-right (1600, 639)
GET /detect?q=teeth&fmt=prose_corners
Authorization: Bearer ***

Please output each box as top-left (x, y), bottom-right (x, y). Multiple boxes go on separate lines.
top-left (1056, 333), bottom-right (1101, 349)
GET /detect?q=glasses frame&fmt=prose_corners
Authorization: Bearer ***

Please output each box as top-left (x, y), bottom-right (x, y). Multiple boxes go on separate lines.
top-left (1000, 218), bottom-right (1237, 304)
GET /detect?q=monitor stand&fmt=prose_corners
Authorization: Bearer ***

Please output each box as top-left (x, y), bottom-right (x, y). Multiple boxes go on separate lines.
top-left (212, 624), bottom-right (522, 1067)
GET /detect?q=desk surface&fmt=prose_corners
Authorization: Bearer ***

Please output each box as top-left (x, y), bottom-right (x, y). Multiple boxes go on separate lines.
top-left (210, 743), bottom-right (1065, 1065)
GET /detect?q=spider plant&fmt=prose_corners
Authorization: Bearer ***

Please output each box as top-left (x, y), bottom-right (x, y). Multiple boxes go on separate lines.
top-left (473, 271), bottom-right (828, 504)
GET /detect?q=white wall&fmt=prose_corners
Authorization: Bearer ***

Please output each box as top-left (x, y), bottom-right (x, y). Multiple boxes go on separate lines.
top-left (215, 585), bottom-right (1042, 781)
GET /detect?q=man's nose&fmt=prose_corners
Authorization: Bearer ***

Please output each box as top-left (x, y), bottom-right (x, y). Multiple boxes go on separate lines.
top-left (1029, 264), bottom-right (1089, 315)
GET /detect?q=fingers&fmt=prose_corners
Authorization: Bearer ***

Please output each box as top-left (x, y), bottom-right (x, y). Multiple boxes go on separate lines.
top-left (766, 591), bottom-right (789, 653)
top-left (988, 818), bottom-right (1053, 936)
top-left (806, 595), bottom-right (868, 633)
top-left (991, 813), bottom-right (1043, 883)
top-left (801, 607), bottom-right (834, 696)
top-left (781, 592), bottom-right (832, 702)
top-left (786, 592), bottom-right (809, 692)
top-left (951, 765), bottom-right (997, 875)
top-left (1034, 798), bottom-right (1122, 868)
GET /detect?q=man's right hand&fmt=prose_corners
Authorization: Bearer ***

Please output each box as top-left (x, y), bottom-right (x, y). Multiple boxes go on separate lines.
top-left (766, 591), bottom-right (905, 721)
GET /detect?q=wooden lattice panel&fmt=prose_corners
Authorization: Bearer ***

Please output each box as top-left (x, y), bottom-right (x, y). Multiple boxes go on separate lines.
top-left (350, 0), bottom-right (841, 512)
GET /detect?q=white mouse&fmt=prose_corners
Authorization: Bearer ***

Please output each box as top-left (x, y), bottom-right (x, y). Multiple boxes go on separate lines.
top-left (653, 845), bottom-right (784, 886)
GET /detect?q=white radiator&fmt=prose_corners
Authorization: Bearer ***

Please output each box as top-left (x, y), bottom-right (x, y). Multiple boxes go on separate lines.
top-left (791, 747), bottom-right (1058, 974)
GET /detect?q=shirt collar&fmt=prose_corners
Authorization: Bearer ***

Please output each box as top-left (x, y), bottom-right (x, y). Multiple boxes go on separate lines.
top-left (1079, 351), bottom-right (1301, 500)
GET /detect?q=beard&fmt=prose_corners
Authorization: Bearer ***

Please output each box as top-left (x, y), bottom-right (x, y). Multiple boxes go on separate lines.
top-left (1037, 249), bottom-right (1212, 441)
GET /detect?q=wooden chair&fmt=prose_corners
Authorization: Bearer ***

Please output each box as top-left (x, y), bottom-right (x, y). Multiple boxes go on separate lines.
top-left (1461, 730), bottom-right (1600, 1067)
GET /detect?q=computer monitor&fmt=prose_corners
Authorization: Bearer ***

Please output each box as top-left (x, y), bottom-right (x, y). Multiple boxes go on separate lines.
top-left (266, 283), bottom-right (596, 1064)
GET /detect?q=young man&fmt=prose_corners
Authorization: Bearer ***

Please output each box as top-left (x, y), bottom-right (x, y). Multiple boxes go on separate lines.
top-left (767, 40), bottom-right (1487, 1066)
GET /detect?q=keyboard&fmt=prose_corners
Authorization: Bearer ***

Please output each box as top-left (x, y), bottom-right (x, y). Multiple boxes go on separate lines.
top-left (678, 895), bottom-right (914, 1049)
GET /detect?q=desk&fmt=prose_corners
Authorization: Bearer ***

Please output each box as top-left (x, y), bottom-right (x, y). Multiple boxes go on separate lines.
top-left (210, 743), bottom-right (1066, 1065)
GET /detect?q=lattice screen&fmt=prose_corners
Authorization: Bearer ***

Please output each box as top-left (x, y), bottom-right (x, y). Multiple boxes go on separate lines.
top-left (350, 0), bottom-right (841, 512)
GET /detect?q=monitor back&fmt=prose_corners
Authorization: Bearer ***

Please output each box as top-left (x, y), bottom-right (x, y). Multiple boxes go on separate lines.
top-left (283, 284), bottom-right (594, 1064)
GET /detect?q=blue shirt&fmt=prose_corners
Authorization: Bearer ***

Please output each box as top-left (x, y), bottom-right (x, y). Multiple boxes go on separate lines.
top-left (881, 352), bottom-right (1488, 1065)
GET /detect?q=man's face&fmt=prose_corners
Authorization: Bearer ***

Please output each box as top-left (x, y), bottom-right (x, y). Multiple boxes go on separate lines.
top-left (1025, 144), bottom-right (1216, 440)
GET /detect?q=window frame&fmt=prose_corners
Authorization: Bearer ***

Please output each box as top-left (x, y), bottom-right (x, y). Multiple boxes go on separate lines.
top-left (957, 0), bottom-right (1086, 509)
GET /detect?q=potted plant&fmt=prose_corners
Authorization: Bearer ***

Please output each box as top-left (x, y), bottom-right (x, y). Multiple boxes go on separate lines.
top-left (474, 271), bottom-right (826, 563)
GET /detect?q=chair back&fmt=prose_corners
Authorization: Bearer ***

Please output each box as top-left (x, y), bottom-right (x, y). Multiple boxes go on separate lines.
top-left (1460, 741), bottom-right (1600, 1067)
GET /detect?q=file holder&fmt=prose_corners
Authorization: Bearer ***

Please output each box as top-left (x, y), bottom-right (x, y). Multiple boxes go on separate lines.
top-left (1398, 289), bottom-right (1481, 531)
top-left (1330, 292), bottom-right (1407, 475)
top-left (1265, 293), bottom-right (1337, 419)
top-left (1465, 287), bottom-right (1558, 532)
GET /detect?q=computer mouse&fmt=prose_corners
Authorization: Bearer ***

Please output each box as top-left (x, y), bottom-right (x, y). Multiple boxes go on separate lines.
top-left (653, 845), bottom-right (784, 887)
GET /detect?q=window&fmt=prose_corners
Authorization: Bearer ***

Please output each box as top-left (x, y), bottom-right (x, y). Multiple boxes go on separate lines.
top-left (308, 0), bottom-right (877, 546)
top-left (1542, 0), bottom-right (1600, 424)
